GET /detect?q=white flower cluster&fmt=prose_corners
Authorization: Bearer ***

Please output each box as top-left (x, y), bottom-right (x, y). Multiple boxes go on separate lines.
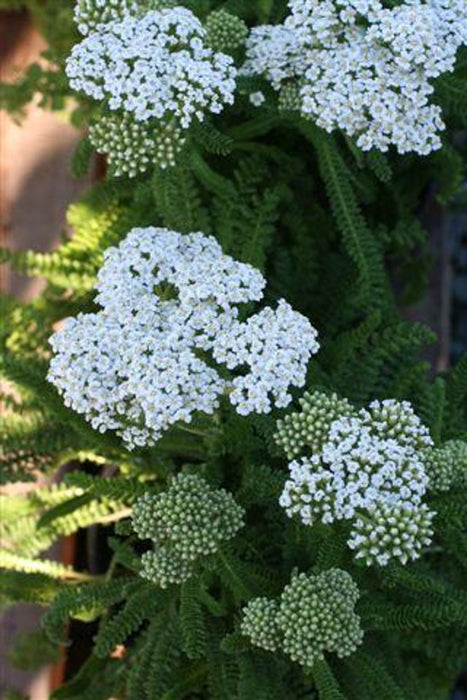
top-left (89, 114), bottom-right (186, 177)
top-left (132, 473), bottom-right (244, 587)
top-left (241, 569), bottom-right (363, 667)
top-left (213, 300), bottom-right (318, 414)
top-left (242, 0), bottom-right (467, 154)
top-left (249, 92), bottom-right (266, 108)
top-left (279, 394), bottom-right (436, 566)
top-left (66, 7), bottom-right (237, 127)
top-left (48, 227), bottom-right (319, 449)
top-left (94, 227), bottom-right (266, 316)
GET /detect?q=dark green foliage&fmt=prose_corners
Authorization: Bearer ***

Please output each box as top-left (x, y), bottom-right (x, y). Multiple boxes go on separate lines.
top-left (42, 578), bottom-right (134, 642)
top-left (93, 581), bottom-right (161, 658)
top-left (64, 471), bottom-right (148, 502)
top-left (360, 599), bottom-right (467, 631)
top-left (127, 613), bottom-right (183, 699)
top-left (341, 651), bottom-right (408, 700)
top-left (302, 124), bottom-right (387, 310)
top-left (179, 578), bottom-right (208, 659)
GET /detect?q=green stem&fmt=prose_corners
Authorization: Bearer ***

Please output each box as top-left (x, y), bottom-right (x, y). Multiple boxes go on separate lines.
top-left (94, 507), bottom-right (133, 526)
top-left (174, 424), bottom-right (211, 438)
top-left (62, 570), bottom-right (105, 583)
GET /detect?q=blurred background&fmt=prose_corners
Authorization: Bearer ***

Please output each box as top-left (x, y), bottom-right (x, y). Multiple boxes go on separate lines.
top-left (1, 9), bottom-right (94, 698)
top-left (0, 6), bottom-right (466, 700)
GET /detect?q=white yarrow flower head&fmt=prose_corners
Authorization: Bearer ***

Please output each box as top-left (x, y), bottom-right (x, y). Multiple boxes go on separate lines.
top-left (48, 227), bottom-right (320, 450)
top-left (66, 7), bottom-right (237, 127)
top-left (278, 393), bottom-right (436, 567)
top-left (242, 0), bottom-right (467, 154)
top-left (94, 227), bottom-right (266, 317)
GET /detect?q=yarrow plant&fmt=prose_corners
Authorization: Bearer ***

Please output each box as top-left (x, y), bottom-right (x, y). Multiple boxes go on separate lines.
top-left (66, 7), bottom-right (237, 126)
top-left (242, 0), bottom-right (467, 153)
top-left (1, 0), bottom-right (467, 698)
top-left (47, 227), bottom-right (319, 448)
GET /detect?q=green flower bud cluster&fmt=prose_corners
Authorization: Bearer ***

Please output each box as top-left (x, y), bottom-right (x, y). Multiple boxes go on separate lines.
top-left (241, 569), bottom-right (363, 668)
top-left (205, 10), bottom-right (248, 53)
top-left (278, 83), bottom-right (303, 113)
top-left (240, 598), bottom-right (281, 652)
top-left (75, 0), bottom-right (173, 35)
top-left (133, 473), bottom-right (244, 588)
top-left (348, 502), bottom-right (435, 567)
top-left (275, 390), bottom-right (355, 459)
top-left (361, 399), bottom-right (433, 451)
top-left (89, 114), bottom-right (186, 178)
top-left (422, 440), bottom-right (467, 492)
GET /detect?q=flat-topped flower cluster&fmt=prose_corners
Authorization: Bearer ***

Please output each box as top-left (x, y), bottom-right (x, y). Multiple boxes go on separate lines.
top-left (48, 228), bottom-right (319, 449)
top-left (66, 6), bottom-right (237, 127)
top-left (278, 393), bottom-right (436, 566)
top-left (243, 0), bottom-right (467, 154)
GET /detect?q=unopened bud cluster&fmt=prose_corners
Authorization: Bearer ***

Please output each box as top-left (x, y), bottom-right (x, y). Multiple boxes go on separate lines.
top-left (275, 390), bottom-right (355, 458)
top-left (74, 0), bottom-right (172, 35)
top-left (132, 474), bottom-right (244, 587)
top-left (348, 502), bottom-right (435, 567)
top-left (278, 392), bottom-right (437, 566)
top-left (362, 399), bottom-right (433, 451)
top-left (205, 10), bottom-right (248, 53)
top-left (422, 440), bottom-right (467, 492)
top-left (89, 114), bottom-right (185, 177)
top-left (241, 569), bottom-right (363, 667)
